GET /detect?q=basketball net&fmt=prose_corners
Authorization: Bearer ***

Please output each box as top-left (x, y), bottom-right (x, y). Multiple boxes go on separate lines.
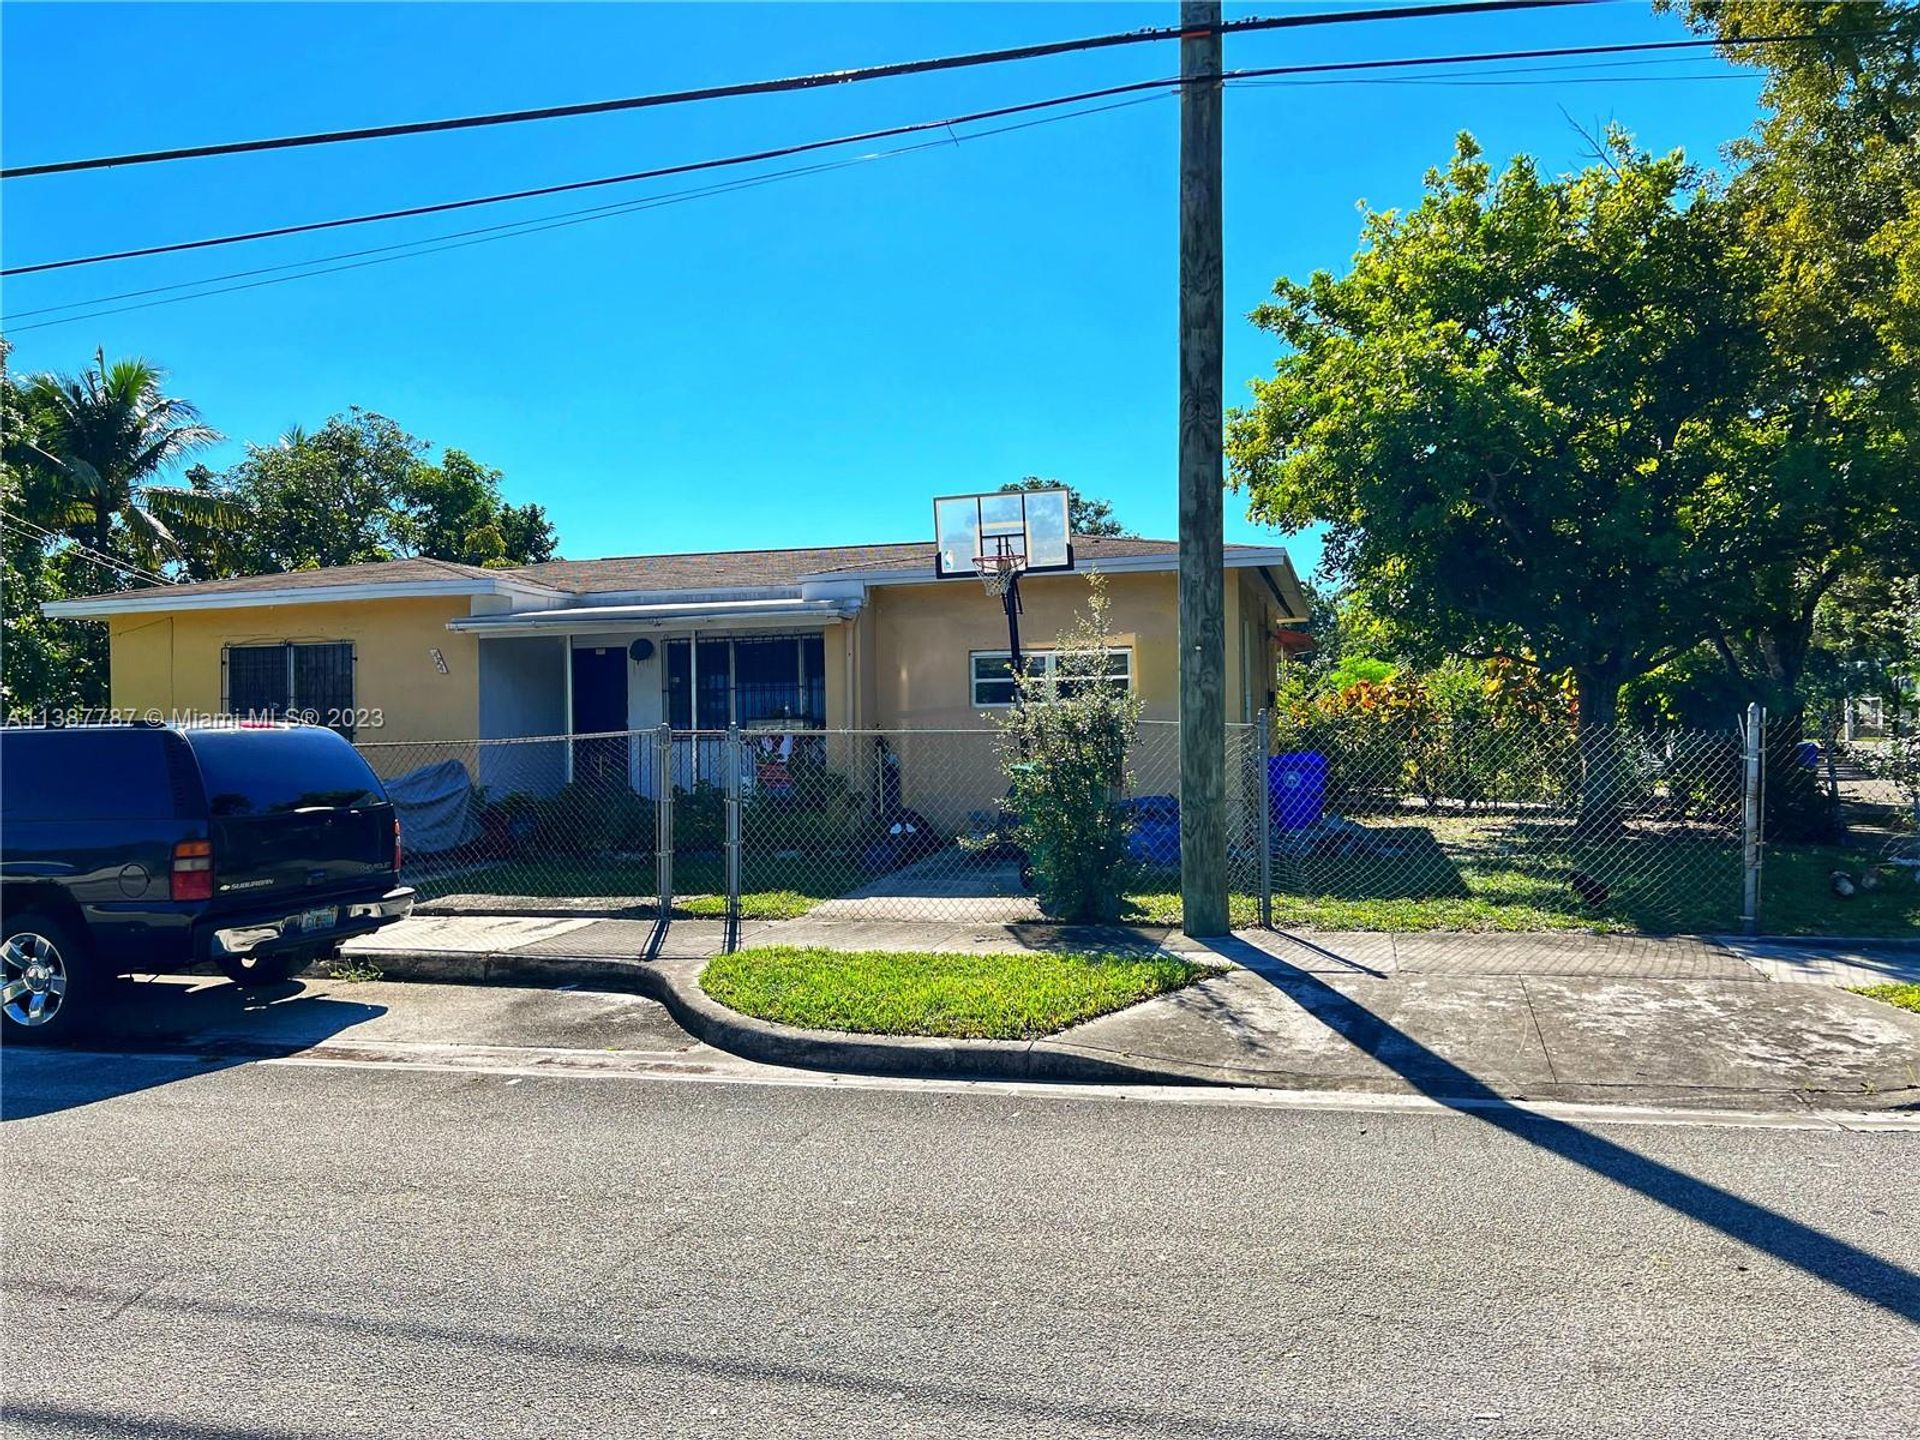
top-left (975, 537), bottom-right (1025, 598)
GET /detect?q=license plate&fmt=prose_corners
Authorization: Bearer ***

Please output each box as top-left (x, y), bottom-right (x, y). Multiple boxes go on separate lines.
top-left (295, 906), bottom-right (338, 935)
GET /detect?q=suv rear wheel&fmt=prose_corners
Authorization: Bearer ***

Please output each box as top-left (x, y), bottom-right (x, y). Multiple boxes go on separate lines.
top-left (1, 911), bottom-right (95, 1043)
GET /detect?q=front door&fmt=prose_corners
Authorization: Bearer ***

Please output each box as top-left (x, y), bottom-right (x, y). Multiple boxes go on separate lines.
top-left (570, 644), bottom-right (629, 789)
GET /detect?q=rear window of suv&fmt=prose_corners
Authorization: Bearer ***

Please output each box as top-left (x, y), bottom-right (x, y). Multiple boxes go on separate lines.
top-left (185, 726), bottom-right (385, 817)
top-left (0, 729), bottom-right (179, 820)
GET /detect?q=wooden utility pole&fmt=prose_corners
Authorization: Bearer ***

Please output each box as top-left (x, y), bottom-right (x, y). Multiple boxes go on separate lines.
top-left (1177, 0), bottom-right (1227, 937)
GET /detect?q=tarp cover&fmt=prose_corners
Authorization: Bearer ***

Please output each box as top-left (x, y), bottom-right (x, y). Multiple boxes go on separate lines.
top-left (383, 758), bottom-right (480, 855)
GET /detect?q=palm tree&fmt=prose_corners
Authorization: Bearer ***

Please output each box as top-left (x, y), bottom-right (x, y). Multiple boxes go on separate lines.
top-left (14, 348), bottom-right (232, 567)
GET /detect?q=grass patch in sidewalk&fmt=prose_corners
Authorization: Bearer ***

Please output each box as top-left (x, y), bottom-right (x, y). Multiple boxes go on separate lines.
top-left (701, 945), bottom-right (1208, 1040)
top-left (1850, 983), bottom-right (1920, 1014)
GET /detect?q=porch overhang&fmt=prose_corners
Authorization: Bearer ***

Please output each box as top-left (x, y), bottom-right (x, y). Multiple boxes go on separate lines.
top-left (446, 596), bottom-right (861, 638)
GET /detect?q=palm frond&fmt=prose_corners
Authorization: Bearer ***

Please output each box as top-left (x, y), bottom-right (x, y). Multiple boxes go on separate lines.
top-left (142, 484), bottom-right (246, 527)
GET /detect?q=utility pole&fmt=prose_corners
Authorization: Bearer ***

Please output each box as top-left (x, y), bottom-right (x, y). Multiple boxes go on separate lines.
top-left (1177, 0), bottom-right (1227, 936)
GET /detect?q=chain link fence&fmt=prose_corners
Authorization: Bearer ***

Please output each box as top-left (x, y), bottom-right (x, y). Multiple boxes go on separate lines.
top-left (356, 712), bottom-right (1916, 941)
top-left (1260, 712), bottom-right (1748, 937)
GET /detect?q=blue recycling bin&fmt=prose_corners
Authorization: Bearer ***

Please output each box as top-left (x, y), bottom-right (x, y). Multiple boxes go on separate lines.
top-left (1269, 751), bottom-right (1328, 832)
top-left (1122, 794), bottom-right (1181, 866)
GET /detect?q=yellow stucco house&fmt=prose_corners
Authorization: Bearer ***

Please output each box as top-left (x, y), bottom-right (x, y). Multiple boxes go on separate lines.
top-left (46, 530), bottom-right (1309, 815)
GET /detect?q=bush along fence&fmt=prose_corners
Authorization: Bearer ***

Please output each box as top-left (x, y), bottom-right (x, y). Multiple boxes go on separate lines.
top-left (355, 711), bottom-right (1920, 943)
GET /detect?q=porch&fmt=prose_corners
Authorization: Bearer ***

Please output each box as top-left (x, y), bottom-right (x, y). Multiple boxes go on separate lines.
top-left (450, 598), bottom-right (859, 798)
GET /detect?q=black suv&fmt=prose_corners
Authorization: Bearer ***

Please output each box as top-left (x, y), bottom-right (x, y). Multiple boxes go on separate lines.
top-left (0, 722), bottom-right (414, 1040)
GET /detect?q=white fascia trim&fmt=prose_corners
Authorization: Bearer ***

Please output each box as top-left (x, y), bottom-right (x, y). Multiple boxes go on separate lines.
top-left (798, 547), bottom-right (1295, 587)
top-left (42, 575), bottom-right (566, 619)
top-left (550, 584), bottom-right (803, 607)
top-left (447, 597), bottom-right (862, 638)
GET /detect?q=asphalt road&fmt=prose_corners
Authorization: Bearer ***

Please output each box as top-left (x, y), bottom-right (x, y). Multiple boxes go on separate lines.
top-left (4, 979), bottom-right (1918, 1440)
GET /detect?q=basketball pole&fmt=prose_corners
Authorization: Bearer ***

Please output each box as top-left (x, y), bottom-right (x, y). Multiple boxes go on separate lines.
top-left (1003, 572), bottom-right (1025, 692)
top-left (1176, 0), bottom-right (1228, 937)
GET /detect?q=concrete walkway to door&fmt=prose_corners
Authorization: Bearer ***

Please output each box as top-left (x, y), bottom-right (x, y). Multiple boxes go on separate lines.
top-left (804, 855), bottom-right (1041, 924)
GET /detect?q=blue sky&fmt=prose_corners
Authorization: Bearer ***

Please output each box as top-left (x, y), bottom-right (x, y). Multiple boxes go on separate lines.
top-left (1, 2), bottom-right (1766, 576)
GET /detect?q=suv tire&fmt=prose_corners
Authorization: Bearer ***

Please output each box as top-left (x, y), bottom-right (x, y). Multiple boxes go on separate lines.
top-left (1, 910), bottom-right (97, 1043)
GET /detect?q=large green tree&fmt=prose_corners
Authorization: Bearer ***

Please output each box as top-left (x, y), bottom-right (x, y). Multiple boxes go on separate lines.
top-left (202, 410), bottom-right (557, 574)
top-left (1227, 135), bottom-right (1761, 818)
top-left (0, 345), bottom-right (117, 712)
top-left (397, 447), bottom-right (557, 567)
top-left (5, 348), bottom-right (230, 566)
top-left (1656, 1), bottom-right (1920, 831)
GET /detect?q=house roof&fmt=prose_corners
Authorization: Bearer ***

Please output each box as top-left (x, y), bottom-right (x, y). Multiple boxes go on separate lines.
top-left (45, 535), bottom-right (1309, 619)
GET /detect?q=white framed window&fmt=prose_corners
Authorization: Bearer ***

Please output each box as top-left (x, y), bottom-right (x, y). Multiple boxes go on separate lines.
top-left (970, 648), bottom-right (1132, 708)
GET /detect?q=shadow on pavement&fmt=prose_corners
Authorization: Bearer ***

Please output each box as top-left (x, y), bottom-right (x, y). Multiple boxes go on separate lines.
top-left (0, 1403), bottom-right (313, 1440)
top-left (9, 1280), bottom-right (1300, 1440)
top-left (1, 976), bottom-right (384, 1122)
top-left (1203, 935), bottom-right (1920, 1325)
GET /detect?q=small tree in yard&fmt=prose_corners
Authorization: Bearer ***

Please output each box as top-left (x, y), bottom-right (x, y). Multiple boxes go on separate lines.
top-left (996, 576), bottom-right (1141, 921)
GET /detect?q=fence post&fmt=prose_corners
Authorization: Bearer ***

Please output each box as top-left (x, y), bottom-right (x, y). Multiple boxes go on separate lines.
top-left (1256, 708), bottom-right (1273, 929)
top-left (724, 723), bottom-right (743, 948)
top-left (655, 723), bottom-right (674, 919)
top-left (1741, 701), bottom-right (1765, 935)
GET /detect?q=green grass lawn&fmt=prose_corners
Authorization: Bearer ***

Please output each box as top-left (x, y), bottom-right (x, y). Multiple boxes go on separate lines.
top-left (407, 816), bottom-right (1919, 938)
top-left (409, 853), bottom-right (866, 920)
top-left (1850, 983), bottom-right (1920, 1014)
top-left (1127, 817), bottom-right (1918, 937)
top-left (1755, 845), bottom-right (1920, 936)
top-left (701, 945), bottom-right (1208, 1040)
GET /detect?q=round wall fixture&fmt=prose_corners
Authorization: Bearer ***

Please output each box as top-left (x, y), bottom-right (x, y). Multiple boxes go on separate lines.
top-left (628, 638), bottom-right (655, 663)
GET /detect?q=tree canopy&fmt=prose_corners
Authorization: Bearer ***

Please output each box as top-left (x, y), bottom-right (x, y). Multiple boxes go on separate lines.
top-left (191, 410), bottom-right (557, 575)
top-left (1, 353), bottom-right (560, 712)
top-left (1228, 133), bottom-right (1759, 733)
top-left (1229, 5), bottom-right (1920, 832)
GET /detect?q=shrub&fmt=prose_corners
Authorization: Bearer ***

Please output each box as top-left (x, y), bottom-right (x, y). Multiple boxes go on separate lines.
top-left (535, 781), bottom-right (654, 856)
top-left (673, 781), bottom-right (727, 854)
top-left (995, 576), bottom-right (1141, 921)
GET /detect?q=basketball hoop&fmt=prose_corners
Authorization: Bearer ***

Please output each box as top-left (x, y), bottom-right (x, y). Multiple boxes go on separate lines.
top-left (974, 540), bottom-right (1025, 599)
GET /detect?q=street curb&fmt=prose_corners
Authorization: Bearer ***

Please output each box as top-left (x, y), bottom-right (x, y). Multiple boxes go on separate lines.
top-left (326, 946), bottom-right (1215, 1086)
top-left (327, 947), bottom-right (1920, 1108)
top-left (1711, 934), bottom-right (1920, 952)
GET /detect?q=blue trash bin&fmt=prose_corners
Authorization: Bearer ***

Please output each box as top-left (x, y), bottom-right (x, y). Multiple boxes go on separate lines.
top-left (1269, 752), bottom-right (1327, 831)
top-left (1123, 794), bottom-right (1181, 866)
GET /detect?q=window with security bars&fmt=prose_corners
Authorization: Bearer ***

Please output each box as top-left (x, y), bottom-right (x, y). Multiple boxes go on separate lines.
top-left (666, 634), bottom-right (825, 730)
top-left (224, 642), bottom-right (356, 732)
top-left (970, 649), bottom-right (1132, 707)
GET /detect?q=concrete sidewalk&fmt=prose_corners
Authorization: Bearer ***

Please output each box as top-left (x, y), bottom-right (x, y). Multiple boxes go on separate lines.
top-left (338, 914), bottom-right (1920, 1111)
top-left (349, 912), bottom-right (1920, 984)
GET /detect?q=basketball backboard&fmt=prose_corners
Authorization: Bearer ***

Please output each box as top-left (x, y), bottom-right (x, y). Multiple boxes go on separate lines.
top-left (933, 488), bottom-right (1074, 578)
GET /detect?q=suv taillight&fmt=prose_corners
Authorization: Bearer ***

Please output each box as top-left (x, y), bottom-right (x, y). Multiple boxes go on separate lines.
top-left (172, 839), bottom-right (213, 901)
top-left (392, 816), bottom-right (403, 872)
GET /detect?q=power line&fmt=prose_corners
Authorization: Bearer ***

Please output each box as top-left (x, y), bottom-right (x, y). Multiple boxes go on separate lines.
top-left (5, 157), bottom-right (917, 322)
top-left (3, 81), bottom-right (1180, 280)
top-left (2, 25), bottom-right (1859, 284)
top-left (0, 513), bottom-right (173, 587)
top-left (5, 41), bottom-right (1783, 332)
top-left (0, 1), bottom-right (1586, 180)
top-left (4, 95), bottom-right (1168, 334)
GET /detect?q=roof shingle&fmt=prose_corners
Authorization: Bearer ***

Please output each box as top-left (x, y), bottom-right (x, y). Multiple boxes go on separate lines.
top-left (65, 534), bottom-right (1282, 605)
